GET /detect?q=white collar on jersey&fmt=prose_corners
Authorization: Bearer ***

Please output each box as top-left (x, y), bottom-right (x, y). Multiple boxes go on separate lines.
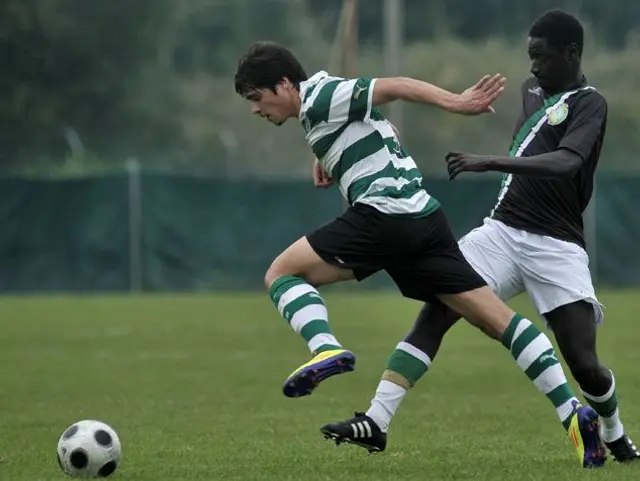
top-left (298, 70), bottom-right (330, 118)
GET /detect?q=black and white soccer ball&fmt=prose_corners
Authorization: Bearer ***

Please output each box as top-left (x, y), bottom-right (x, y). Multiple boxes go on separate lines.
top-left (56, 420), bottom-right (122, 478)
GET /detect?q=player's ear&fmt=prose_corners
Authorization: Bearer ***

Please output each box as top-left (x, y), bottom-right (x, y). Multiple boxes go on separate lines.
top-left (278, 77), bottom-right (294, 92)
top-left (565, 43), bottom-right (580, 63)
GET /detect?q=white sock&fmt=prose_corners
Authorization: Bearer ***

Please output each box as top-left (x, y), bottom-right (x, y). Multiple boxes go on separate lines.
top-left (365, 380), bottom-right (407, 433)
top-left (599, 408), bottom-right (624, 443)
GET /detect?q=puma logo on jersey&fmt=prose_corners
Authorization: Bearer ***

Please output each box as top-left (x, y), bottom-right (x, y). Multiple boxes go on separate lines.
top-left (353, 85), bottom-right (367, 100)
top-left (528, 86), bottom-right (542, 96)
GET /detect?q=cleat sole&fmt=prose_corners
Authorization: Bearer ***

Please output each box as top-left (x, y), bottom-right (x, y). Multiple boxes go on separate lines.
top-left (579, 408), bottom-right (607, 468)
top-left (320, 428), bottom-right (383, 453)
top-left (283, 351), bottom-right (355, 398)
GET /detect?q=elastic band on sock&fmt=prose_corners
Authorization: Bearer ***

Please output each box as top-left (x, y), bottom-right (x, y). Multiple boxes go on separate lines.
top-left (269, 275), bottom-right (301, 305)
top-left (501, 313), bottom-right (525, 349)
top-left (582, 371), bottom-right (615, 403)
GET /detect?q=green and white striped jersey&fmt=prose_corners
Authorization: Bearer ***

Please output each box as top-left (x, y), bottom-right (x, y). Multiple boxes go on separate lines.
top-left (298, 71), bottom-right (440, 218)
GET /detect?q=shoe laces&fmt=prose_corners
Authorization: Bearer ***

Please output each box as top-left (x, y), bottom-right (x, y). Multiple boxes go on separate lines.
top-left (623, 436), bottom-right (640, 456)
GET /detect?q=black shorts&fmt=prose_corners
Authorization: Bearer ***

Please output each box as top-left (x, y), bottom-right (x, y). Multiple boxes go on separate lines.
top-left (306, 204), bottom-right (487, 303)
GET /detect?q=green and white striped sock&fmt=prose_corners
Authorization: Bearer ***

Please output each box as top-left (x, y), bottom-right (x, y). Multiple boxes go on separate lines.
top-left (582, 371), bottom-right (624, 442)
top-left (366, 341), bottom-right (432, 432)
top-left (269, 275), bottom-right (341, 355)
top-left (502, 314), bottom-right (579, 430)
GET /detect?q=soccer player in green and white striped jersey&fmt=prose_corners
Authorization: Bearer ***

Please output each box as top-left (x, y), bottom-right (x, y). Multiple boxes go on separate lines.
top-left (234, 41), bottom-right (603, 464)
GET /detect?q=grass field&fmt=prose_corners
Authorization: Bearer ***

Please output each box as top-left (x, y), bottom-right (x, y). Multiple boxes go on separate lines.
top-left (1, 291), bottom-right (640, 480)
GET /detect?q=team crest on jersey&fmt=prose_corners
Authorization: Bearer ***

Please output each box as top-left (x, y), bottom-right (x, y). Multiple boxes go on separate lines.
top-left (547, 102), bottom-right (569, 126)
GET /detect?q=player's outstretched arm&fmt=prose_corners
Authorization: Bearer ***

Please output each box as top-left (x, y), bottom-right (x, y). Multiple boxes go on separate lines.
top-left (446, 150), bottom-right (584, 180)
top-left (445, 93), bottom-right (607, 180)
top-left (372, 75), bottom-right (506, 115)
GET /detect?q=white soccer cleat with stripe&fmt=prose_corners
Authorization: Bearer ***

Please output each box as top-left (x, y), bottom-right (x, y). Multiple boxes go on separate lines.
top-left (320, 412), bottom-right (387, 453)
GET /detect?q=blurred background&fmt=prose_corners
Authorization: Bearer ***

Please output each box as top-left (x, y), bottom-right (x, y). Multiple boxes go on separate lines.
top-left (1, 0), bottom-right (639, 293)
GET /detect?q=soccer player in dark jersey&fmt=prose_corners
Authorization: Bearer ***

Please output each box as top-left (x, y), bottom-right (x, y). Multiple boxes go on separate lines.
top-left (321, 10), bottom-right (639, 466)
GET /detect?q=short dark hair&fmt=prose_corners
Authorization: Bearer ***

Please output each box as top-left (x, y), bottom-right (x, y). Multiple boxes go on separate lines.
top-left (529, 10), bottom-right (584, 56)
top-left (234, 41), bottom-right (308, 96)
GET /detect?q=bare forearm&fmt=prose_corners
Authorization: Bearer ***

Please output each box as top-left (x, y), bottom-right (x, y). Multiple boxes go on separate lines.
top-left (373, 77), bottom-right (458, 112)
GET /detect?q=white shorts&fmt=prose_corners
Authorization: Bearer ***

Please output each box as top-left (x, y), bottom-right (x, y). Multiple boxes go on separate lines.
top-left (458, 218), bottom-right (603, 325)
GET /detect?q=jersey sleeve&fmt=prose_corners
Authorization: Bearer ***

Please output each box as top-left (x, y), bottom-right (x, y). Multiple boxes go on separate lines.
top-left (306, 77), bottom-right (377, 127)
top-left (558, 92), bottom-right (607, 162)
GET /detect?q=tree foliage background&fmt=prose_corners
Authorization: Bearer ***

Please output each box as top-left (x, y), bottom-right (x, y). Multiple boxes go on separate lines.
top-left (2, 0), bottom-right (639, 176)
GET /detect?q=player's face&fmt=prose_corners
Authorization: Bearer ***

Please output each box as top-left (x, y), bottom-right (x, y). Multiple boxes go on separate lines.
top-left (527, 37), bottom-right (570, 93)
top-left (244, 84), bottom-right (296, 126)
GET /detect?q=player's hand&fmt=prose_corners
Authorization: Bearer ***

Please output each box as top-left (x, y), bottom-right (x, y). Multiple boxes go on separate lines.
top-left (313, 158), bottom-right (334, 188)
top-left (446, 152), bottom-right (490, 180)
top-left (453, 74), bottom-right (506, 115)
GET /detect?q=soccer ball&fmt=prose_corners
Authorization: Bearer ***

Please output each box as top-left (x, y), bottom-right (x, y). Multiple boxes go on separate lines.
top-left (56, 420), bottom-right (122, 478)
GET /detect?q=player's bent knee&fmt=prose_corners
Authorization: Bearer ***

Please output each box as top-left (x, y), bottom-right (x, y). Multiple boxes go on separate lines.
top-left (263, 237), bottom-right (315, 289)
top-left (264, 253), bottom-right (307, 290)
top-left (264, 237), bottom-right (355, 290)
top-left (264, 262), bottom-right (285, 290)
top-left (569, 357), bottom-right (610, 392)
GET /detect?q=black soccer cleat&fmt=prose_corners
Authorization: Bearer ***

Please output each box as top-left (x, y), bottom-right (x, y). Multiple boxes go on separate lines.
top-left (320, 412), bottom-right (387, 453)
top-left (606, 434), bottom-right (640, 462)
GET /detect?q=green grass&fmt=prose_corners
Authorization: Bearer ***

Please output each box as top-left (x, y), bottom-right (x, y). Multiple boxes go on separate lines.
top-left (1, 291), bottom-right (640, 480)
